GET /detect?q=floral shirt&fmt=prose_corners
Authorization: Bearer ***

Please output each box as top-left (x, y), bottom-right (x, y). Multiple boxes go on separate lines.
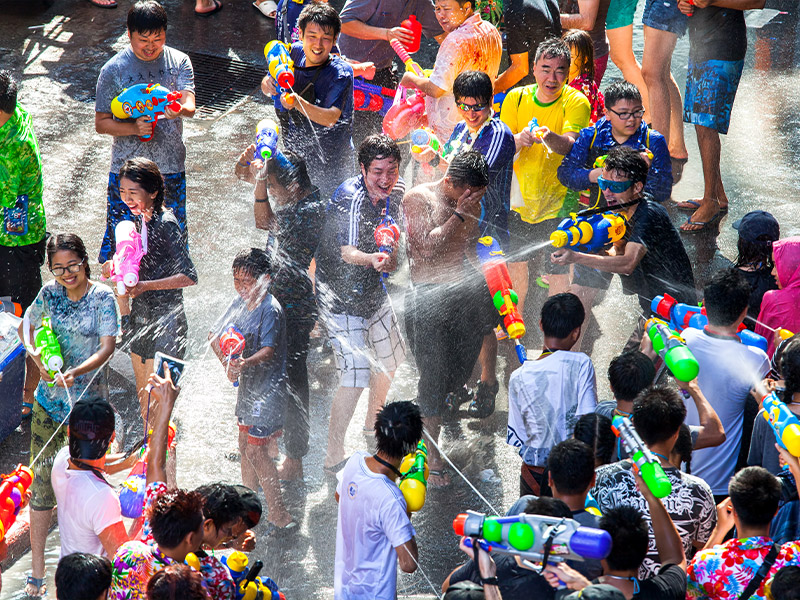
top-left (110, 539), bottom-right (174, 600)
top-left (687, 536), bottom-right (800, 599)
top-left (569, 73), bottom-right (605, 123)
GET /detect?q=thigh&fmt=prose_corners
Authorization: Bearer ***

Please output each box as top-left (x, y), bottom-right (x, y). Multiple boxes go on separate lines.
top-left (366, 302), bottom-right (405, 375)
top-left (642, 25), bottom-right (680, 71)
top-left (29, 402), bottom-right (66, 510)
top-left (642, 0), bottom-right (687, 38)
top-left (323, 311), bottom-right (372, 389)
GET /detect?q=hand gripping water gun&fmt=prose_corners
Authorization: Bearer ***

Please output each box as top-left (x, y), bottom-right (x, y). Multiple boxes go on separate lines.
top-left (374, 214), bottom-right (400, 280)
top-left (525, 117), bottom-right (551, 152)
top-left (383, 39), bottom-right (427, 140)
top-left (398, 440), bottom-right (429, 512)
top-left (222, 552), bottom-right (286, 600)
top-left (611, 415), bottom-right (672, 498)
top-left (651, 294), bottom-right (769, 353)
top-left (453, 510), bottom-right (612, 567)
top-left (255, 119), bottom-right (280, 160)
top-left (220, 324), bottom-right (246, 387)
top-left (476, 236), bottom-right (527, 363)
top-left (410, 128), bottom-right (441, 154)
top-left (549, 211), bottom-right (627, 254)
top-left (0, 465), bottom-right (33, 543)
top-left (762, 391), bottom-right (800, 457)
top-left (264, 40), bottom-right (295, 107)
top-left (107, 220), bottom-right (146, 295)
top-left (34, 317), bottom-right (64, 387)
top-left (111, 83), bottom-right (182, 142)
top-left (644, 317), bottom-right (699, 382)
top-left (400, 14), bottom-right (422, 53)
top-left (353, 78), bottom-right (396, 116)
top-left (118, 422), bottom-right (177, 518)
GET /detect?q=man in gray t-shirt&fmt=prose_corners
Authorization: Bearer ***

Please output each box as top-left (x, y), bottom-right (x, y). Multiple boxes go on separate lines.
top-left (94, 0), bottom-right (195, 262)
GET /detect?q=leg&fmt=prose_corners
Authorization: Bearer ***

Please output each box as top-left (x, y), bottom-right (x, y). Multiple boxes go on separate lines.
top-left (27, 509), bottom-right (53, 596)
top-left (23, 356), bottom-right (40, 417)
top-left (364, 371), bottom-right (393, 431)
top-left (666, 72), bottom-right (688, 159)
top-left (246, 436), bottom-right (293, 526)
top-left (478, 333), bottom-right (498, 387)
top-left (681, 125), bottom-right (723, 231)
top-left (509, 261), bottom-right (530, 316)
top-left (279, 321), bottom-right (312, 480)
top-left (130, 354), bottom-right (155, 429)
top-left (238, 428), bottom-right (259, 490)
top-left (547, 273), bottom-right (570, 296)
top-left (607, 25), bottom-right (650, 114)
top-left (324, 386), bottom-right (363, 469)
top-left (641, 26), bottom-right (679, 147)
top-left (422, 416), bottom-right (449, 487)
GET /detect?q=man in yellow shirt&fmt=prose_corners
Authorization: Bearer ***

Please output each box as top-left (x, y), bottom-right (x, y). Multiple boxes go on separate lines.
top-left (500, 38), bottom-right (590, 315)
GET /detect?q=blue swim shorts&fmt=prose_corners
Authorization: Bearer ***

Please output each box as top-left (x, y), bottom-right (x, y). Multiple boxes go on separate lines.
top-left (683, 57), bottom-right (744, 134)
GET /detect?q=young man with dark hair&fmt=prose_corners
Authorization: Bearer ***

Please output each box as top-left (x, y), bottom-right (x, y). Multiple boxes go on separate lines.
top-left (316, 134), bottom-right (406, 474)
top-left (770, 566), bottom-right (800, 600)
top-left (403, 150), bottom-right (491, 486)
top-left (595, 350), bottom-right (656, 420)
top-left (335, 401), bottom-right (423, 600)
top-left (507, 292), bottom-right (597, 496)
top-left (55, 553), bottom-right (112, 600)
top-left (681, 268), bottom-right (770, 501)
top-left (687, 467), bottom-right (800, 599)
top-left (95, 0), bottom-right (196, 263)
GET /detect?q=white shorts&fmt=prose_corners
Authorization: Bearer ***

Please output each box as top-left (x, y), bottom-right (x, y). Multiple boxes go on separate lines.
top-left (322, 301), bottom-right (406, 389)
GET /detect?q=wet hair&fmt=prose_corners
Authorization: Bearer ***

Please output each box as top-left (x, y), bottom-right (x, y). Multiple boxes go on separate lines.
top-left (523, 496), bottom-right (573, 519)
top-left (55, 553), bottom-right (112, 600)
top-left (703, 267), bottom-right (751, 327)
top-left (729, 466), bottom-right (781, 527)
top-left (297, 2), bottom-right (341, 38)
top-left (780, 339), bottom-right (800, 398)
top-left (231, 485), bottom-right (263, 528)
top-left (232, 248), bottom-right (274, 279)
top-left (541, 292), bottom-right (584, 339)
top-left (769, 566), bottom-right (800, 600)
top-left (266, 149), bottom-right (312, 192)
top-left (444, 580), bottom-right (484, 600)
top-left (562, 29), bottom-right (595, 81)
top-left (604, 145), bottom-right (648, 186)
top-left (673, 424), bottom-right (693, 474)
top-left (0, 70), bottom-right (18, 114)
top-left (374, 401), bottom-right (423, 459)
top-left (119, 157), bottom-right (165, 214)
top-left (600, 506), bottom-right (649, 571)
top-left (358, 133), bottom-right (401, 171)
top-left (146, 564), bottom-right (209, 600)
top-left (603, 81), bottom-right (642, 109)
top-left (608, 351), bottom-right (655, 402)
top-left (148, 489), bottom-right (205, 549)
top-left (573, 413), bottom-right (615, 467)
top-left (195, 483), bottom-right (246, 531)
top-left (534, 37), bottom-right (571, 69)
top-left (632, 386), bottom-right (686, 445)
top-left (548, 439), bottom-right (595, 495)
top-left (453, 71), bottom-right (493, 106)
top-left (735, 237), bottom-right (776, 271)
top-left (127, 0), bottom-right (168, 35)
top-left (447, 150), bottom-right (489, 189)
top-left (47, 233), bottom-right (91, 279)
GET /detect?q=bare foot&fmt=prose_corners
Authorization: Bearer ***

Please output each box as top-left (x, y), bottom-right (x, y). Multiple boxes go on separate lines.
top-left (269, 510), bottom-right (294, 528)
top-left (277, 457), bottom-right (303, 481)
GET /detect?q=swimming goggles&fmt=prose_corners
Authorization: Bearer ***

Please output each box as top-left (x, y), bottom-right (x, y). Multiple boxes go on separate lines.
top-left (597, 177), bottom-right (634, 194)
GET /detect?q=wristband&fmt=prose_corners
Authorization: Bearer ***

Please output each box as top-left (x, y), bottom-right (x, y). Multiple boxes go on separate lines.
top-left (452, 211), bottom-right (465, 222)
top-left (480, 577), bottom-right (499, 586)
top-left (254, 197), bottom-right (269, 204)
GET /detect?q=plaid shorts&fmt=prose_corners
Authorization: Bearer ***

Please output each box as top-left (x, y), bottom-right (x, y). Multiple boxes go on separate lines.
top-left (322, 301), bottom-right (406, 389)
top-left (29, 401), bottom-right (67, 510)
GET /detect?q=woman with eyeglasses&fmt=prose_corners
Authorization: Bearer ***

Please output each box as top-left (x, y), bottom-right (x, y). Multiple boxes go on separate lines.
top-left (19, 232), bottom-right (120, 599)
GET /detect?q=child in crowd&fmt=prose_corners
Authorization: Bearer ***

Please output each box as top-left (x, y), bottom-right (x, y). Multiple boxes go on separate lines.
top-left (563, 29), bottom-right (605, 123)
top-left (732, 211), bottom-right (780, 328)
top-left (55, 553), bottom-right (112, 600)
top-left (210, 248), bottom-right (295, 532)
top-left (20, 233), bottom-right (119, 599)
top-left (146, 565), bottom-right (210, 600)
top-left (756, 236), bottom-right (800, 357)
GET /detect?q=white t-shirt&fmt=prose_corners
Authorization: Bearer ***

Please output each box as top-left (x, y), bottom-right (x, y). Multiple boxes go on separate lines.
top-left (335, 452), bottom-right (416, 600)
top-left (51, 447), bottom-right (123, 557)
top-left (681, 328), bottom-right (770, 494)
top-left (507, 350), bottom-right (598, 467)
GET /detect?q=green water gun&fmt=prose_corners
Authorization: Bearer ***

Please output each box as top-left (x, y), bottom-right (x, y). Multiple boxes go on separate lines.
top-left (644, 317), bottom-right (699, 382)
top-left (399, 440), bottom-right (428, 512)
top-left (34, 317), bottom-right (64, 387)
top-left (611, 415), bottom-right (672, 498)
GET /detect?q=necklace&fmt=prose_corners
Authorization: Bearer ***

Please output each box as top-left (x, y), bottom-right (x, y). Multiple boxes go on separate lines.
top-left (372, 454), bottom-right (403, 479)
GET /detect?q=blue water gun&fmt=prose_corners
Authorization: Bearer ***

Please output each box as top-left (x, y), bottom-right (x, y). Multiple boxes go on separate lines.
top-left (110, 83), bottom-right (182, 142)
top-left (255, 119), bottom-right (280, 160)
top-left (762, 391), bottom-right (800, 457)
top-left (549, 211), bottom-right (627, 254)
top-left (222, 552), bottom-right (285, 600)
top-left (353, 78), bottom-right (396, 116)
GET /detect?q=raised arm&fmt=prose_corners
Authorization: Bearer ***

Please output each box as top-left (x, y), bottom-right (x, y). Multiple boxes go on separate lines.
top-left (145, 370), bottom-right (180, 486)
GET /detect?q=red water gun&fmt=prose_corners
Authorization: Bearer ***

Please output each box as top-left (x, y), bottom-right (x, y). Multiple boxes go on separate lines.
top-left (0, 465), bottom-right (34, 542)
top-left (374, 216), bottom-right (400, 280)
top-left (220, 325), bottom-right (246, 388)
top-left (354, 78), bottom-right (396, 116)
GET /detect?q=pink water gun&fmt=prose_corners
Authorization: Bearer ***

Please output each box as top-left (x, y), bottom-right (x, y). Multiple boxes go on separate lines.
top-left (108, 220), bottom-right (146, 295)
top-left (382, 39), bottom-right (427, 140)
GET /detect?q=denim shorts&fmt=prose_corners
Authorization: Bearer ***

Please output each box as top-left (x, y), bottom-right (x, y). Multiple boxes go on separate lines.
top-left (683, 58), bottom-right (744, 135)
top-left (642, 0), bottom-right (688, 36)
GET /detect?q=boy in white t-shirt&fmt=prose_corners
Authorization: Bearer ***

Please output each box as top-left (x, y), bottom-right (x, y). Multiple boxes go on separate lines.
top-left (507, 292), bottom-right (597, 497)
top-left (335, 401), bottom-right (422, 600)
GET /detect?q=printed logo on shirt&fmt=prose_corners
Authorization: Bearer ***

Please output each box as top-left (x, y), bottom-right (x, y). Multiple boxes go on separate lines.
top-left (347, 482), bottom-right (358, 498)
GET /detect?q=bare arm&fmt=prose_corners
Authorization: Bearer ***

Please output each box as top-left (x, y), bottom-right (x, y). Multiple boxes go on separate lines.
top-left (66, 336), bottom-right (116, 378)
top-left (252, 164), bottom-right (277, 232)
top-left (396, 537), bottom-right (419, 573)
top-left (494, 53), bottom-right (529, 95)
top-left (561, 0), bottom-right (599, 30)
top-left (400, 72), bottom-right (448, 99)
top-left (99, 521), bottom-right (129, 557)
top-left (638, 470), bottom-right (686, 571)
top-left (287, 95), bottom-right (343, 128)
top-left (145, 370), bottom-right (179, 486)
top-left (243, 345), bottom-right (276, 367)
top-left (128, 274), bottom-right (196, 297)
top-left (340, 20), bottom-right (416, 47)
top-left (552, 241), bottom-right (646, 275)
top-left (402, 188), bottom-right (481, 259)
top-left (679, 380), bottom-right (726, 450)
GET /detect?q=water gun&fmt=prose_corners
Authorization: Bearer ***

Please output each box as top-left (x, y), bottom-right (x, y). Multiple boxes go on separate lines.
top-left (0, 297), bottom-right (22, 317)
top-left (353, 78), bottom-right (396, 116)
top-left (219, 324), bottom-right (246, 387)
top-left (762, 391), bottom-right (800, 457)
top-left (222, 552), bottom-right (285, 600)
top-left (383, 40), bottom-right (427, 139)
top-left (34, 317), bottom-right (64, 387)
top-left (107, 220), bottom-right (146, 295)
top-left (644, 317), bottom-right (699, 382)
top-left (550, 211), bottom-right (626, 254)
top-left (255, 119), bottom-right (280, 160)
top-left (118, 422), bottom-right (177, 519)
top-left (400, 14), bottom-right (422, 53)
top-left (453, 510), bottom-right (612, 566)
top-left (476, 236), bottom-right (527, 363)
top-left (0, 465), bottom-right (33, 543)
top-left (110, 83), bottom-right (182, 142)
top-left (611, 415), bottom-right (672, 498)
top-left (398, 440), bottom-right (428, 512)
top-left (651, 294), bottom-right (768, 353)
top-left (374, 214), bottom-right (400, 281)
top-left (264, 40), bottom-right (295, 107)
top-left (778, 328), bottom-right (796, 341)
top-left (410, 128), bottom-right (441, 154)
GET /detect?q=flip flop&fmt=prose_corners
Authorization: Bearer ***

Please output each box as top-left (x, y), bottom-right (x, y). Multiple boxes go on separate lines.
top-left (252, 0), bottom-right (277, 18)
top-left (670, 156), bottom-right (689, 185)
top-left (264, 519), bottom-right (298, 537)
top-left (86, 0), bottom-right (118, 8)
top-left (680, 212), bottom-right (722, 233)
top-left (196, 0), bottom-right (223, 17)
top-left (673, 199), bottom-right (702, 212)
top-left (21, 402), bottom-right (33, 420)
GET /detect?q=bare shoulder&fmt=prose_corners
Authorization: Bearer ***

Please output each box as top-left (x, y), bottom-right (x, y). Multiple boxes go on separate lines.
top-left (402, 182), bottom-right (437, 209)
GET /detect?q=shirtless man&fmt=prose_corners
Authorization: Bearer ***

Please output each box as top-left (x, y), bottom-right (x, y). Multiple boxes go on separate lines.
top-left (402, 150), bottom-right (491, 486)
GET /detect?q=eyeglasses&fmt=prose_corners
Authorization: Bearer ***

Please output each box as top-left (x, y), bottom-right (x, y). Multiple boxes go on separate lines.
top-left (456, 102), bottom-right (489, 112)
top-left (607, 107), bottom-right (646, 121)
top-left (50, 259), bottom-right (85, 277)
top-left (597, 177), bottom-right (634, 193)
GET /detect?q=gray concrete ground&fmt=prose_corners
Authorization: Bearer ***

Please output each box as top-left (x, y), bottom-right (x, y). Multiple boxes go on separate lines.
top-left (0, 0), bottom-right (799, 597)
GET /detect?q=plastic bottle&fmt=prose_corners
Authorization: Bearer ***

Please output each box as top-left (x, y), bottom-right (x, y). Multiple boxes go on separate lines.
top-left (401, 15), bottom-right (422, 54)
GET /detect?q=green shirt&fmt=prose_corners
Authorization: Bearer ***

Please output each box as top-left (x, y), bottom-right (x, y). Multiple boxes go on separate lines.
top-left (0, 103), bottom-right (45, 246)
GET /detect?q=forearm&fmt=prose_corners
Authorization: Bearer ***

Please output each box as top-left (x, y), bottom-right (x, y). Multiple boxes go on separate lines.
top-left (689, 387), bottom-right (725, 450)
top-left (712, 0), bottom-right (765, 8)
top-left (340, 19), bottom-right (389, 41)
top-left (403, 73), bottom-right (446, 98)
top-left (243, 346), bottom-right (275, 367)
top-left (253, 179), bottom-right (277, 231)
top-left (176, 91), bottom-right (196, 118)
top-left (703, 525), bottom-right (729, 550)
top-left (292, 98), bottom-right (341, 128)
top-left (561, 12), bottom-right (595, 29)
top-left (69, 340), bottom-right (115, 377)
top-left (141, 274), bottom-right (196, 291)
top-left (557, 155), bottom-right (593, 191)
top-left (95, 115), bottom-right (139, 137)
top-left (341, 245), bottom-right (379, 267)
top-left (543, 130), bottom-right (576, 156)
top-left (494, 58), bottom-right (527, 94)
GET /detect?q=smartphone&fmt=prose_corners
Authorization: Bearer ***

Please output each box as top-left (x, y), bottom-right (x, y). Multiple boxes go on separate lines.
top-left (153, 351), bottom-right (187, 387)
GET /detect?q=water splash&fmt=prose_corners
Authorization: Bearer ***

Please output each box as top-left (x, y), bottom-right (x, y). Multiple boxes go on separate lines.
top-left (400, 544), bottom-right (443, 600)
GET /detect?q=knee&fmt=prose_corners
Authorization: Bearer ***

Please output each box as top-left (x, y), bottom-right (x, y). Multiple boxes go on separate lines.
top-left (640, 64), bottom-right (661, 85)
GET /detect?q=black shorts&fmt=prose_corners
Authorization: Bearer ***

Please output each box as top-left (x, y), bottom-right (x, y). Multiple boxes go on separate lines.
top-left (572, 263), bottom-right (615, 290)
top-left (129, 301), bottom-right (188, 361)
top-left (507, 212), bottom-right (568, 274)
top-left (0, 238), bottom-right (46, 311)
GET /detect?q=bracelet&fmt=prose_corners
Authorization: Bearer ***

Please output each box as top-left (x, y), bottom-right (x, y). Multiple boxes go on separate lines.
top-left (480, 576), bottom-right (499, 586)
top-left (452, 211), bottom-right (465, 222)
top-left (254, 197), bottom-right (269, 204)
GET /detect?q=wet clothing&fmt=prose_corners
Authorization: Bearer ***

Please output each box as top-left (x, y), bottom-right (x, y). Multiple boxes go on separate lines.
top-left (642, 0), bottom-right (687, 36)
top-left (449, 553), bottom-right (556, 600)
top-left (687, 6), bottom-right (748, 63)
top-left (29, 400), bottom-right (68, 511)
top-left (504, 0), bottom-right (561, 88)
top-left (684, 57), bottom-right (744, 135)
top-left (756, 237), bottom-right (800, 357)
top-left (0, 237), bottom-right (45, 312)
top-left (738, 266), bottom-right (778, 328)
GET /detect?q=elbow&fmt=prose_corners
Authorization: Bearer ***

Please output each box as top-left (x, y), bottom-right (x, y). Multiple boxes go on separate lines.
top-left (710, 429), bottom-right (727, 447)
top-left (619, 263), bottom-right (637, 276)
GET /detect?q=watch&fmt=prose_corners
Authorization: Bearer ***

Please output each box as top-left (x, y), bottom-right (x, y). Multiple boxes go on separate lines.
top-left (480, 576), bottom-right (499, 586)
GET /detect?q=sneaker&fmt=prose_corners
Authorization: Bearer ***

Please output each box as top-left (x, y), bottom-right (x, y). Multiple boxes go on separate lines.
top-left (444, 385), bottom-right (474, 415)
top-left (468, 380), bottom-right (499, 418)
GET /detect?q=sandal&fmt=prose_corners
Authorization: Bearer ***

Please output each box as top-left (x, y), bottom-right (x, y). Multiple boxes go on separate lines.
top-left (195, 0), bottom-right (223, 17)
top-left (25, 575), bottom-right (47, 598)
top-left (264, 519), bottom-right (298, 537)
top-left (680, 211), bottom-right (722, 234)
top-left (22, 401), bottom-right (33, 419)
top-left (252, 0), bottom-right (277, 18)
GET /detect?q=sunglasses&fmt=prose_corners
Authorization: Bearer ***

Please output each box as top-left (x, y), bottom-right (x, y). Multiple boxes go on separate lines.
top-left (597, 177), bottom-right (634, 193)
top-left (456, 101), bottom-right (489, 112)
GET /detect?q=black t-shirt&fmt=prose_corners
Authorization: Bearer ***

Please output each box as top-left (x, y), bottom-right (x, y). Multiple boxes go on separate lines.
top-left (621, 196), bottom-right (696, 312)
top-left (449, 553), bottom-right (556, 600)
top-left (505, 0), bottom-right (562, 88)
top-left (633, 563), bottom-right (687, 600)
top-left (738, 266), bottom-right (778, 327)
top-left (688, 7), bottom-right (747, 62)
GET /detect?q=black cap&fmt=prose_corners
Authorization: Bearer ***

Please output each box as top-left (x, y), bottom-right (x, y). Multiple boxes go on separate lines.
top-left (68, 399), bottom-right (115, 460)
top-left (733, 210), bottom-right (780, 244)
top-left (232, 484), bottom-right (263, 528)
top-left (565, 584), bottom-right (627, 600)
top-left (443, 581), bottom-right (484, 600)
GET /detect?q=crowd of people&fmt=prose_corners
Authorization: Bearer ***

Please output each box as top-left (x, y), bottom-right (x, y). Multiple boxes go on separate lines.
top-left (3, 0), bottom-right (800, 598)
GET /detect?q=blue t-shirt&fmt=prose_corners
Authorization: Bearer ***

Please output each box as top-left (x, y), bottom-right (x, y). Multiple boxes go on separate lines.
top-left (26, 281), bottom-right (120, 420)
top-left (275, 0), bottom-right (310, 43)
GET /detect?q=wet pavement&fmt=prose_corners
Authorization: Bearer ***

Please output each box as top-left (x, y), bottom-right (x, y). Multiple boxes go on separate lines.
top-left (0, 0), bottom-right (799, 597)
